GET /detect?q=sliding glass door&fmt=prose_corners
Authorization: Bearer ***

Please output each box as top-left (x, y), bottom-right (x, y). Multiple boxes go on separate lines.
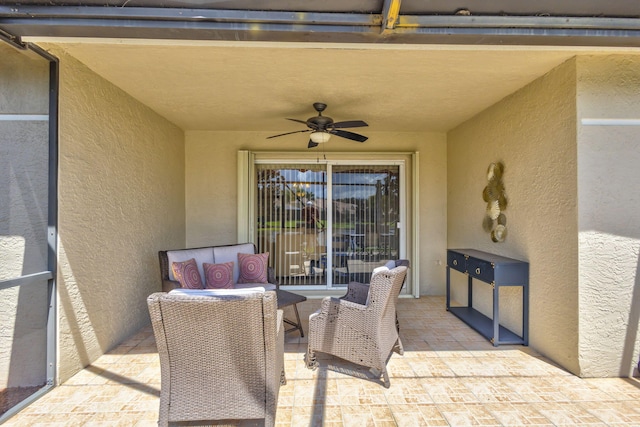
top-left (255, 160), bottom-right (402, 289)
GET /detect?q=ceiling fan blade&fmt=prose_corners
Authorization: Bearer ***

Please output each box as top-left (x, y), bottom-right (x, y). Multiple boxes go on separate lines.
top-left (332, 120), bottom-right (368, 129)
top-left (308, 140), bottom-right (319, 148)
top-left (266, 129), bottom-right (310, 139)
top-left (330, 129), bottom-right (368, 142)
top-left (286, 118), bottom-right (309, 125)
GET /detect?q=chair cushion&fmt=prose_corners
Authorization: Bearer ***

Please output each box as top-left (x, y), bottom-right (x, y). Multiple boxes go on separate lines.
top-left (168, 287), bottom-right (265, 297)
top-left (203, 261), bottom-right (234, 289)
top-left (384, 260), bottom-right (397, 270)
top-left (235, 282), bottom-right (277, 291)
top-left (371, 265), bottom-right (389, 277)
top-left (166, 247), bottom-right (214, 282)
top-left (171, 258), bottom-right (204, 289)
top-left (237, 252), bottom-right (269, 284)
top-left (213, 243), bottom-right (256, 283)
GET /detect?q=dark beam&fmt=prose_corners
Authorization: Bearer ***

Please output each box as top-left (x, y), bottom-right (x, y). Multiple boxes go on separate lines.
top-left (1, 5), bottom-right (640, 47)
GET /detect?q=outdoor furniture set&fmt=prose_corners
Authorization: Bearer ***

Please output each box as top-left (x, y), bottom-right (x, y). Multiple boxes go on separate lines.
top-left (150, 242), bottom-right (409, 426)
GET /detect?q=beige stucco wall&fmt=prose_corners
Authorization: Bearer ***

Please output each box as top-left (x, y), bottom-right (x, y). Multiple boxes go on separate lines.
top-left (49, 47), bottom-right (186, 383)
top-left (0, 44), bottom-right (50, 388)
top-left (448, 59), bottom-right (580, 374)
top-left (576, 55), bottom-right (640, 377)
top-left (185, 130), bottom-right (447, 295)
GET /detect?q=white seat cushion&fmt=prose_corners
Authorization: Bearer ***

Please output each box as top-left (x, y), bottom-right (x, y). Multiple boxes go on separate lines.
top-left (168, 287), bottom-right (265, 297)
top-left (235, 282), bottom-right (276, 291)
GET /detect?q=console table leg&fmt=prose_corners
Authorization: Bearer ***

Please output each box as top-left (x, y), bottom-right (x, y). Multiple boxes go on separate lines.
top-left (446, 266), bottom-right (451, 310)
top-left (493, 283), bottom-right (499, 346)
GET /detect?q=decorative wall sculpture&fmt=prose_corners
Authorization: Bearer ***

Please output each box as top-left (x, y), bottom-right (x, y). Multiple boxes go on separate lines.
top-left (482, 161), bottom-right (508, 242)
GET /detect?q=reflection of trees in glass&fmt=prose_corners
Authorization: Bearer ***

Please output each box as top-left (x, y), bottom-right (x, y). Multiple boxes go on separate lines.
top-left (256, 167), bottom-right (323, 229)
top-left (332, 169), bottom-right (399, 229)
top-left (256, 168), bottom-right (284, 226)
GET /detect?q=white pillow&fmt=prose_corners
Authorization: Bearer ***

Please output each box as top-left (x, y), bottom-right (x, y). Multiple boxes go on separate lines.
top-left (371, 265), bottom-right (390, 280)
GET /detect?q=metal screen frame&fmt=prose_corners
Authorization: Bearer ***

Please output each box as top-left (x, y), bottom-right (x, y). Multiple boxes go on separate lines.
top-left (0, 41), bottom-right (58, 424)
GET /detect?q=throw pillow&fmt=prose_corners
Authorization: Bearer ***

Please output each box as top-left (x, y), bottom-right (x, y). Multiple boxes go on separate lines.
top-left (203, 261), bottom-right (235, 289)
top-left (172, 258), bottom-right (204, 289)
top-left (237, 252), bottom-right (269, 284)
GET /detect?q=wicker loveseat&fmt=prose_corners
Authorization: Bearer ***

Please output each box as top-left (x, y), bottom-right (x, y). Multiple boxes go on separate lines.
top-left (148, 288), bottom-right (285, 426)
top-left (158, 242), bottom-right (277, 293)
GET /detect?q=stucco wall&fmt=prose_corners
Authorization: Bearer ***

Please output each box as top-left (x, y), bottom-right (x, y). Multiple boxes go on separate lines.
top-left (0, 44), bottom-right (50, 388)
top-left (50, 47), bottom-right (186, 383)
top-left (185, 130), bottom-right (447, 296)
top-left (448, 59), bottom-right (580, 374)
top-left (576, 55), bottom-right (640, 377)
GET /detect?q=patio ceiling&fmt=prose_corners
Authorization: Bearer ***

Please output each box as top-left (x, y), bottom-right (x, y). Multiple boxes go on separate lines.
top-left (1, 1), bottom-right (639, 132)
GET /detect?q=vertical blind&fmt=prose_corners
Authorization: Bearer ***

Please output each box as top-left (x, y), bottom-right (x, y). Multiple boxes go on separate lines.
top-left (255, 162), bottom-right (400, 287)
top-left (256, 163), bottom-right (326, 286)
top-left (331, 165), bottom-right (400, 284)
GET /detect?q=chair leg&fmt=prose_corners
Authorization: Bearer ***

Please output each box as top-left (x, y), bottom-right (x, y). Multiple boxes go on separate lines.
top-left (394, 337), bottom-right (404, 355)
top-left (381, 369), bottom-right (391, 388)
top-left (305, 348), bottom-right (318, 369)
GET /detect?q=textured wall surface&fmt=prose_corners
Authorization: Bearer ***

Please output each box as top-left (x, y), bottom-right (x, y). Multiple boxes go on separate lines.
top-left (0, 44), bottom-right (50, 388)
top-left (49, 46), bottom-right (186, 383)
top-left (448, 59), bottom-right (580, 374)
top-left (185, 130), bottom-right (447, 296)
top-left (577, 55), bottom-right (640, 377)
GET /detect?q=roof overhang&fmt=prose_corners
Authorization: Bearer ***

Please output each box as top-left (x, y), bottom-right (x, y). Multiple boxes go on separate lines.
top-left (1, 2), bottom-right (640, 48)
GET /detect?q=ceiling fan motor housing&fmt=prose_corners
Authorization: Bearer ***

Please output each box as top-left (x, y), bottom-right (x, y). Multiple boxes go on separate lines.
top-left (307, 115), bottom-right (333, 130)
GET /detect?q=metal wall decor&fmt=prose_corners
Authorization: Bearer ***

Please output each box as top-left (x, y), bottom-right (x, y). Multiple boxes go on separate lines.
top-left (482, 161), bottom-right (508, 242)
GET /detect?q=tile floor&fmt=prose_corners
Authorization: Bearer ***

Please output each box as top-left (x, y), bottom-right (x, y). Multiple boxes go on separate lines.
top-left (4, 296), bottom-right (640, 426)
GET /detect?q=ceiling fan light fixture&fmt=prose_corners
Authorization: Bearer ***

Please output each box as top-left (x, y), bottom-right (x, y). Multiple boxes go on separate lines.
top-left (310, 131), bottom-right (331, 143)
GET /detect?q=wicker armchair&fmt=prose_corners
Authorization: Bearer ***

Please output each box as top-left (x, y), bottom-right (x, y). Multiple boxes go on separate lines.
top-left (147, 289), bottom-right (285, 427)
top-left (305, 266), bottom-right (408, 388)
top-left (340, 259), bottom-right (410, 332)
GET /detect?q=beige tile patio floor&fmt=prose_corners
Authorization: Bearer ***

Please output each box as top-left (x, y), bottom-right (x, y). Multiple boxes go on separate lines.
top-left (4, 296), bottom-right (640, 426)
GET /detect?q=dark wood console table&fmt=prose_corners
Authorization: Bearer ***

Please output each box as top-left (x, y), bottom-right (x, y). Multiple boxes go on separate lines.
top-left (446, 249), bottom-right (529, 346)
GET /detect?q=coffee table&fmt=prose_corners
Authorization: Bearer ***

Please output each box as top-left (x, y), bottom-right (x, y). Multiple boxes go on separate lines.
top-left (276, 289), bottom-right (307, 337)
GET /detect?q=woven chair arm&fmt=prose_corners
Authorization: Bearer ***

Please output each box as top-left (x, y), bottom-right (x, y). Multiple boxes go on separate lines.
top-left (319, 295), bottom-right (370, 315)
top-left (313, 297), bottom-right (375, 336)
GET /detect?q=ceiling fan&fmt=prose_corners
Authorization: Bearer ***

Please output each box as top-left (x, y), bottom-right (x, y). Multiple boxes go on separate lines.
top-left (267, 102), bottom-right (368, 148)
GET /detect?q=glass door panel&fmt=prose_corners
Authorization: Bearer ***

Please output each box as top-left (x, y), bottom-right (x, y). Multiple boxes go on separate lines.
top-left (330, 165), bottom-right (400, 285)
top-left (256, 164), bottom-right (327, 287)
